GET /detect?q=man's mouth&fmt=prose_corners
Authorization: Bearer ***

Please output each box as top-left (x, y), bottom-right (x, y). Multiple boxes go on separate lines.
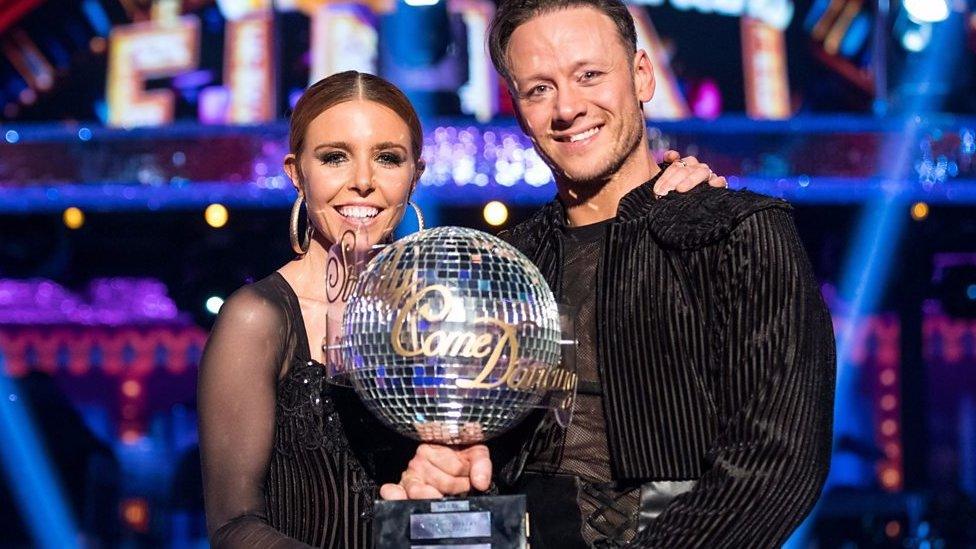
top-left (554, 125), bottom-right (602, 144)
top-left (569, 126), bottom-right (600, 142)
top-left (335, 205), bottom-right (382, 220)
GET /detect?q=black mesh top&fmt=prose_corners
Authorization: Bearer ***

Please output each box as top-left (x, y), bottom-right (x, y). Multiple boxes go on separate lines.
top-left (198, 272), bottom-right (412, 548)
top-left (524, 219), bottom-right (640, 546)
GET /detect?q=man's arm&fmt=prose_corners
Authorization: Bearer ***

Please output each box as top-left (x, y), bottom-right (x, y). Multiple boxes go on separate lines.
top-left (631, 208), bottom-right (836, 548)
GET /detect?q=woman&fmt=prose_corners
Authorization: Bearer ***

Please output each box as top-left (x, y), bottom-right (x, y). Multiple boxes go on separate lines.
top-left (198, 70), bottom-right (723, 548)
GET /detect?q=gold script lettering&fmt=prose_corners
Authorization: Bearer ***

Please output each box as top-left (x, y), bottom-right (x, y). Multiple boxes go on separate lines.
top-left (386, 280), bottom-right (578, 394)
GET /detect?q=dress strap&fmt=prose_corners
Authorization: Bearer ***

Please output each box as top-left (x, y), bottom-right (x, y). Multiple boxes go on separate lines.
top-left (270, 271), bottom-right (313, 363)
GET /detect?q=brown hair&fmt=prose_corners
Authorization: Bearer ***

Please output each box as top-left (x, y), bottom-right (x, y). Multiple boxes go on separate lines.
top-left (288, 71), bottom-right (424, 162)
top-left (487, 0), bottom-right (637, 83)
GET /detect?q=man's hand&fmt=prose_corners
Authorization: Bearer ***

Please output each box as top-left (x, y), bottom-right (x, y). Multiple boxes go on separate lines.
top-left (379, 444), bottom-right (492, 500)
top-left (655, 150), bottom-right (728, 198)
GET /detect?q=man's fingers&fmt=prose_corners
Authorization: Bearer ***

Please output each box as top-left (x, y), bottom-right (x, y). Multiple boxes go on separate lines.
top-left (710, 175), bottom-right (729, 188)
top-left (416, 459), bottom-right (472, 494)
top-left (662, 149), bottom-right (681, 162)
top-left (380, 483), bottom-right (407, 501)
top-left (401, 473), bottom-right (446, 500)
top-left (462, 445), bottom-right (492, 491)
top-left (404, 481), bottom-right (444, 500)
top-left (416, 444), bottom-right (469, 478)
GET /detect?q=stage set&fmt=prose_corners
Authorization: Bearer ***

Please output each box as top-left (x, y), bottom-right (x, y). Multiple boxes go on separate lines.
top-left (1, 0), bottom-right (975, 546)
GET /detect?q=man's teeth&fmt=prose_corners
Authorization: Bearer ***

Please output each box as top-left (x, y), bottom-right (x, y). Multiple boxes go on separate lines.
top-left (338, 205), bottom-right (380, 219)
top-left (569, 127), bottom-right (600, 142)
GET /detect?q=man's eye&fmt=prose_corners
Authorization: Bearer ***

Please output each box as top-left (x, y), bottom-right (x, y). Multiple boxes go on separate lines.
top-left (528, 85), bottom-right (548, 97)
top-left (581, 71), bottom-right (601, 81)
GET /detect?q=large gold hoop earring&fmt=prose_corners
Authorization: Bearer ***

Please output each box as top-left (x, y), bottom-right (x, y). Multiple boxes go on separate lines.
top-left (409, 201), bottom-right (425, 232)
top-left (290, 196), bottom-right (314, 255)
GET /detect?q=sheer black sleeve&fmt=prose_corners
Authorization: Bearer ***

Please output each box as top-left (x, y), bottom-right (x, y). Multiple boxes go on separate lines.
top-left (631, 208), bottom-right (836, 548)
top-left (197, 285), bottom-right (312, 548)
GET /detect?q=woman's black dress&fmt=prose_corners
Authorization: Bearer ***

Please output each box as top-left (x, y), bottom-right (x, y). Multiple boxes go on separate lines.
top-left (198, 273), bottom-right (413, 548)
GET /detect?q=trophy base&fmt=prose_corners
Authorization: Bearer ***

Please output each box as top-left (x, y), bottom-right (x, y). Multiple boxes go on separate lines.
top-left (372, 494), bottom-right (527, 548)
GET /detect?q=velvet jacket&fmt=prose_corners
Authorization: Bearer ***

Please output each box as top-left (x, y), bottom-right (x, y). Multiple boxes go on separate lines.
top-left (498, 182), bottom-right (836, 548)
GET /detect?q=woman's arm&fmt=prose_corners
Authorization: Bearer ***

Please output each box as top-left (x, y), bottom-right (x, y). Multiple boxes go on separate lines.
top-left (198, 286), bottom-right (313, 549)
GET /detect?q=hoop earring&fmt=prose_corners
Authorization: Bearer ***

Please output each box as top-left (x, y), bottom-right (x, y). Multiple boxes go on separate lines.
top-left (290, 196), bottom-right (314, 255)
top-left (409, 201), bottom-right (425, 232)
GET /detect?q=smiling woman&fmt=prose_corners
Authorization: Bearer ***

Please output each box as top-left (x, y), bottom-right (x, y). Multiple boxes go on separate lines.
top-left (197, 71), bottom-right (425, 549)
top-left (284, 73), bottom-right (424, 254)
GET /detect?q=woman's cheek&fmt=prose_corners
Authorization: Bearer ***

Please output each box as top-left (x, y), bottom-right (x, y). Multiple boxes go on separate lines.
top-left (375, 170), bottom-right (414, 205)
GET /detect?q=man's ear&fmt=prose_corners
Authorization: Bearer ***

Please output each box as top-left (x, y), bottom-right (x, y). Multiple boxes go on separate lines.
top-left (633, 49), bottom-right (655, 103)
top-left (284, 153), bottom-right (303, 196)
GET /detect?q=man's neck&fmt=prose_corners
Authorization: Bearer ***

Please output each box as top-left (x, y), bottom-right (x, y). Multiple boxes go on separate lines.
top-left (557, 146), bottom-right (661, 227)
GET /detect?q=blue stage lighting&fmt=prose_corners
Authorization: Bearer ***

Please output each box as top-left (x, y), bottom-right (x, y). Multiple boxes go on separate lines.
top-left (789, 18), bottom-right (962, 547)
top-left (903, 0), bottom-right (949, 24)
top-left (0, 355), bottom-right (80, 547)
top-left (901, 21), bottom-right (932, 52)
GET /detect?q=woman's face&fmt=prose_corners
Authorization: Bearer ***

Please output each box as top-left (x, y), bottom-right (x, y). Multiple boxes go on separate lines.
top-left (285, 99), bottom-right (421, 251)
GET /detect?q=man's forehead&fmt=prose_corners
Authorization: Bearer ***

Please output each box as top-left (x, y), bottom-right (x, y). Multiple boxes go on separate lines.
top-left (506, 9), bottom-right (622, 79)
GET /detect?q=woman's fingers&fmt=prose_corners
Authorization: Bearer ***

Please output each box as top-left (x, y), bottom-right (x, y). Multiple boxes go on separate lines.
top-left (655, 155), bottom-right (728, 197)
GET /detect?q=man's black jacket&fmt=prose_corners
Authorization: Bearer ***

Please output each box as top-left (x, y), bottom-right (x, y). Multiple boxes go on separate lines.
top-left (497, 181), bottom-right (836, 548)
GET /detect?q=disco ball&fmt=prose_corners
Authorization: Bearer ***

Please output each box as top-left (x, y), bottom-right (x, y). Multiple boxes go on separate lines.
top-left (342, 226), bottom-right (562, 445)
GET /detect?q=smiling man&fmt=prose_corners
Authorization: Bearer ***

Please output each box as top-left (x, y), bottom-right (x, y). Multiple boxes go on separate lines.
top-left (385, 1), bottom-right (836, 547)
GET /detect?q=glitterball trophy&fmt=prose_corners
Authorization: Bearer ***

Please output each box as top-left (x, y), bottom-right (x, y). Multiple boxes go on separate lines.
top-left (325, 225), bottom-right (577, 549)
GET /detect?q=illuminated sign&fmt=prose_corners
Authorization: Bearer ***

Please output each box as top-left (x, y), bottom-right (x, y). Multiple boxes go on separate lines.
top-left (451, 0), bottom-right (498, 122)
top-left (630, 6), bottom-right (692, 120)
top-left (309, 4), bottom-right (379, 83)
top-left (103, 1), bottom-right (796, 126)
top-left (627, 0), bottom-right (794, 29)
top-left (741, 16), bottom-right (791, 119)
top-left (224, 11), bottom-right (276, 123)
top-left (106, 16), bottom-right (200, 127)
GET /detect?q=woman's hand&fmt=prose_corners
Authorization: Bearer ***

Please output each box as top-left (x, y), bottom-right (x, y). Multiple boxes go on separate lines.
top-left (654, 150), bottom-right (728, 198)
top-left (380, 443), bottom-right (492, 500)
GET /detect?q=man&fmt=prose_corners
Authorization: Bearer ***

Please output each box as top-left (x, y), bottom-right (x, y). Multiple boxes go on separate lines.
top-left (382, 1), bottom-right (836, 547)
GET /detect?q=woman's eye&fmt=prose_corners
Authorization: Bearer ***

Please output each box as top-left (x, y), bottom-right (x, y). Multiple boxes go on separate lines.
top-left (319, 152), bottom-right (346, 165)
top-left (377, 152), bottom-right (405, 166)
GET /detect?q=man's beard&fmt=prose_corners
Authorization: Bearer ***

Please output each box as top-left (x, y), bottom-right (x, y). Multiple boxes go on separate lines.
top-left (544, 115), bottom-right (645, 191)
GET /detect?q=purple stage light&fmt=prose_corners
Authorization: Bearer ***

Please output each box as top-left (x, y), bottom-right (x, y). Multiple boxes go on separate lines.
top-left (0, 278), bottom-right (182, 326)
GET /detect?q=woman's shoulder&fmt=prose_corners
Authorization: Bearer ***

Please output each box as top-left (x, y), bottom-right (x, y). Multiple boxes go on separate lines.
top-left (214, 273), bottom-right (294, 335)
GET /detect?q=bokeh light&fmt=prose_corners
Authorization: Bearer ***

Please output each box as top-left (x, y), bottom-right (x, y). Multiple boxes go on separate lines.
top-left (483, 201), bottom-right (509, 226)
top-left (205, 203), bottom-right (229, 228)
top-left (63, 207), bottom-right (84, 229)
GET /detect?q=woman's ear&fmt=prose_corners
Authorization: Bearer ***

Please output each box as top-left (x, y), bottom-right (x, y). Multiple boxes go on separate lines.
top-left (414, 159), bottom-right (426, 187)
top-left (284, 153), bottom-right (303, 195)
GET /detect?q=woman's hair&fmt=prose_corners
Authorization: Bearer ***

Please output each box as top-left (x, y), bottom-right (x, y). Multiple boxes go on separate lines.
top-left (288, 71), bottom-right (424, 162)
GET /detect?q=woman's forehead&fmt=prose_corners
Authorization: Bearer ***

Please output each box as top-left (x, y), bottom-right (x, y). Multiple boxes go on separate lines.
top-left (306, 99), bottom-right (412, 143)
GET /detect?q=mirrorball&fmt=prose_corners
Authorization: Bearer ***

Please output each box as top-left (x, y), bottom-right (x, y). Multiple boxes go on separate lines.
top-left (342, 226), bottom-right (561, 445)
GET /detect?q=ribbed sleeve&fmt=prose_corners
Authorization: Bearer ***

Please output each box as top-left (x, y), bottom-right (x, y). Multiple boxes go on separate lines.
top-left (629, 208), bottom-right (835, 548)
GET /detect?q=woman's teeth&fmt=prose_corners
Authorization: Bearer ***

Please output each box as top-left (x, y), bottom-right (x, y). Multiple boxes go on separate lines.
top-left (337, 205), bottom-right (380, 219)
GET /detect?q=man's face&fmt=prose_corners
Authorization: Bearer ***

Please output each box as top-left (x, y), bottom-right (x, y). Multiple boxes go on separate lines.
top-left (506, 7), bottom-right (654, 185)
